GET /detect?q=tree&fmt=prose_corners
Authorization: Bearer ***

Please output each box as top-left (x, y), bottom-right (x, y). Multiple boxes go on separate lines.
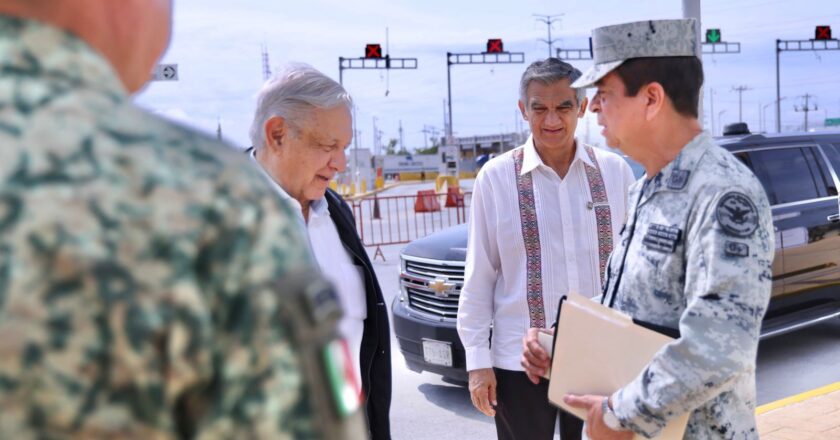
top-left (414, 145), bottom-right (439, 155)
top-left (385, 138), bottom-right (398, 155)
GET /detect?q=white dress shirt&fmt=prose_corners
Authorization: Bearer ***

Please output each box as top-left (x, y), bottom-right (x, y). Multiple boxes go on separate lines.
top-left (250, 153), bottom-right (367, 386)
top-left (457, 138), bottom-right (636, 372)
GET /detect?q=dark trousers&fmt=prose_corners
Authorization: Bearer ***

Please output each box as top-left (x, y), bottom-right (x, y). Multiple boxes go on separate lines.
top-left (494, 368), bottom-right (583, 440)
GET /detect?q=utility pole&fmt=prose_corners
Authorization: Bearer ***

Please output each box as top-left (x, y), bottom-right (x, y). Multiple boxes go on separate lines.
top-left (398, 120), bottom-right (405, 153)
top-left (762, 102), bottom-right (776, 133)
top-left (372, 116), bottom-right (379, 156)
top-left (534, 14), bottom-right (564, 58)
top-left (709, 87), bottom-right (715, 135)
top-left (794, 94), bottom-right (818, 132)
top-left (261, 44), bottom-right (271, 81)
top-left (757, 102), bottom-right (761, 132)
top-left (442, 100), bottom-right (449, 142)
top-left (732, 85), bottom-right (751, 122)
top-left (421, 125), bottom-right (439, 149)
top-left (353, 106), bottom-right (359, 186)
top-left (216, 118), bottom-right (222, 141)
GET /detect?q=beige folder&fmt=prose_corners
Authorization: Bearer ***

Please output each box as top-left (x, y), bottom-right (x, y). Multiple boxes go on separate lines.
top-left (539, 293), bottom-right (689, 440)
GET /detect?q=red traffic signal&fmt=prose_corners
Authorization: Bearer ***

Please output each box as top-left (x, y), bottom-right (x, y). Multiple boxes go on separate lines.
top-left (815, 26), bottom-right (832, 40)
top-left (486, 39), bottom-right (504, 53)
top-left (365, 44), bottom-right (383, 59)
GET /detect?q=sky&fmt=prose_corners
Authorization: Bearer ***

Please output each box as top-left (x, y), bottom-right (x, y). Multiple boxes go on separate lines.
top-left (136, 0), bottom-right (840, 152)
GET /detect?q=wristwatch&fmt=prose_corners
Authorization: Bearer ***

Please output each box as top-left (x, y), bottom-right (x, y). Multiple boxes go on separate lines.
top-left (602, 397), bottom-right (624, 431)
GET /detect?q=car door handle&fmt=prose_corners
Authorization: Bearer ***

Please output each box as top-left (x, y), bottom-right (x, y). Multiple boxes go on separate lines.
top-left (829, 214), bottom-right (840, 223)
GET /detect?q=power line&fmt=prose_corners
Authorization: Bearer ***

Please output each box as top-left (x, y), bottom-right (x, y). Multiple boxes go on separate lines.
top-left (732, 85), bottom-right (752, 122)
top-left (533, 13), bottom-right (564, 58)
top-left (261, 44), bottom-right (271, 81)
top-left (794, 93), bottom-right (818, 131)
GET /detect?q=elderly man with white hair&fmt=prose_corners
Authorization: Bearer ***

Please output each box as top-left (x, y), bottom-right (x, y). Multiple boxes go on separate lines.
top-left (248, 64), bottom-right (392, 440)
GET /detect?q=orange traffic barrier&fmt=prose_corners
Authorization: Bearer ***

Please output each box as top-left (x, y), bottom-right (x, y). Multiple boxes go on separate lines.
top-left (445, 187), bottom-right (465, 208)
top-left (414, 189), bottom-right (441, 213)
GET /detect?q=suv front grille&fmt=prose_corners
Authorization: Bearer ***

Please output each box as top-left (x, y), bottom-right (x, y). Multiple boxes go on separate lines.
top-left (401, 257), bottom-right (465, 320)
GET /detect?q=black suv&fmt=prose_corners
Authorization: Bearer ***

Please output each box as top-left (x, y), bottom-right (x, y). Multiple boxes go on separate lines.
top-left (391, 129), bottom-right (840, 382)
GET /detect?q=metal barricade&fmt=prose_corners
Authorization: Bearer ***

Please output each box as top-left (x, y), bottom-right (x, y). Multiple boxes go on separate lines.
top-left (351, 192), bottom-right (472, 260)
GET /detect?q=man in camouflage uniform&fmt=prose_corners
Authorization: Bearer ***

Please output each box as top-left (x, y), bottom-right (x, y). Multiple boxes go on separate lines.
top-left (522, 19), bottom-right (773, 440)
top-left (0, 1), bottom-right (365, 438)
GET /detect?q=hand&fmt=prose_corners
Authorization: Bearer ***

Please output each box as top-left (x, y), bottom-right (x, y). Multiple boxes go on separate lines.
top-left (564, 394), bottom-right (633, 440)
top-left (521, 327), bottom-right (552, 384)
top-left (468, 368), bottom-right (497, 417)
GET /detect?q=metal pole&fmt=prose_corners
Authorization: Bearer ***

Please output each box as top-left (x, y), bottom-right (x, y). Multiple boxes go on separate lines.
top-left (446, 53), bottom-right (453, 140)
top-left (547, 20), bottom-right (553, 58)
top-left (757, 102), bottom-right (761, 132)
top-left (353, 105), bottom-right (358, 187)
top-left (682, 0), bottom-right (703, 125)
top-left (776, 39), bottom-right (781, 133)
top-left (762, 102), bottom-right (774, 133)
top-left (804, 94), bottom-right (810, 132)
top-left (339, 57), bottom-right (343, 86)
top-left (710, 87), bottom-right (715, 135)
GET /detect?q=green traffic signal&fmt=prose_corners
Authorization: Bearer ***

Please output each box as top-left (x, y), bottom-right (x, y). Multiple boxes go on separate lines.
top-left (706, 29), bottom-right (721, 43)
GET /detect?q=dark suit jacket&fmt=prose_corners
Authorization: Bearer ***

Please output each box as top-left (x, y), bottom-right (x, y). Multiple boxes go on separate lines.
top-left (325, 189), bottom-right (392, 439)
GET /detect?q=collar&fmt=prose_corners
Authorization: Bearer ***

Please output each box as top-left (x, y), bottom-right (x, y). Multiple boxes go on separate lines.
top-left (0, 15), bottom-right (127, 102)
top-left (247, 148), bottom-right (329, 222)
top-left (519, 136), bottom-right (594, 176)
top-left (643, 131), bottom-right (713, 198)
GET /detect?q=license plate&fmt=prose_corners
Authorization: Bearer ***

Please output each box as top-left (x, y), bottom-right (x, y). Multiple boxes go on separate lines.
top-left (422, 339), bottom-right (453, 367)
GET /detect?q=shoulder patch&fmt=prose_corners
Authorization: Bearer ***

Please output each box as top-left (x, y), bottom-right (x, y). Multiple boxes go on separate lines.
top-left (667, 169), bottom-right (690, 190)
top-left (715, 192), bottom-right (759, 237)
top-left (724, 241), bottom-right (750, 257)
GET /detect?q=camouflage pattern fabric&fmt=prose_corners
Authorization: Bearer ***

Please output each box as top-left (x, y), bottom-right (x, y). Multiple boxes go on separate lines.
top-left (572, 19), bottom-right (698, 89)
top-left (602, 132), bottom-right (774, 439)
top-left (0, 15), bottom-right (328, 439)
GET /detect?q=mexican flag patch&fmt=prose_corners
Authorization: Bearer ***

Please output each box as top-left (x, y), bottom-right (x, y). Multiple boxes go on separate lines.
top-left (323, 338), bottom-right (362, 417)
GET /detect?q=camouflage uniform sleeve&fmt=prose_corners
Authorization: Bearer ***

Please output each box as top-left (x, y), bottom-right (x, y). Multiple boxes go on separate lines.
top-left (176, 188), bottom-right (321, 439)
top-left (611, 184), bottom-right (774, 437)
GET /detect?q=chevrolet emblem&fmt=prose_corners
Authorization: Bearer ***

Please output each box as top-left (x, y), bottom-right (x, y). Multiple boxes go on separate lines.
top-left (428, 278), bottom-right (455, 297)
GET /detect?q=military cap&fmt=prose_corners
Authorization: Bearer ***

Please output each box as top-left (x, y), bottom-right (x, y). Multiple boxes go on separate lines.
top-left (572, 19), bottom-right (698, 88)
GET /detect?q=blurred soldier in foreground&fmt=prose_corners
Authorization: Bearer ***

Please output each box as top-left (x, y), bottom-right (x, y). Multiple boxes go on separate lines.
top-left (522, 19), bottom-right (773, 439)
top-left (0, 0), bottom-right (365, 438)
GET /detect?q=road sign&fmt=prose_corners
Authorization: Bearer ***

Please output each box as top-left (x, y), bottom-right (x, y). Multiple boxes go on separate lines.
top-left (365, 44), bottom-right (383, 59)
top-left (486, 39), bottom-right (503, 53)
top-left (826, 117), bottom-right (840, 127)
top-left (816, 26), bottom-right (832, 41)
top-left (152, 63), bottom-right (178, 81)
top-left (706, 28), bottom-right (721, 43)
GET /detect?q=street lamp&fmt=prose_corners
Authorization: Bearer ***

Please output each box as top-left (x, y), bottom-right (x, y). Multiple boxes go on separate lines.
top-left (762, 98), bottom-right (786, 133)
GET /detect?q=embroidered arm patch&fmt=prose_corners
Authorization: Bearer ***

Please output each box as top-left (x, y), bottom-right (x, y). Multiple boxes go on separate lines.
top-left (724, 241), bottom-right (750, 257)
top-left (715, 192), bottom-right (759, 237)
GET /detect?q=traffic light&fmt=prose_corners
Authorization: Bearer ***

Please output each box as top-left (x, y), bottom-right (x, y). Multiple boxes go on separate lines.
top-left (815, 26), bottom-right (832, 40)
top-left (706, 28), bottom-right (722, 43)
top-left (486, 39), bottom-right (504, 53)
top-left (365, 44), bottom-right (383, 59)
